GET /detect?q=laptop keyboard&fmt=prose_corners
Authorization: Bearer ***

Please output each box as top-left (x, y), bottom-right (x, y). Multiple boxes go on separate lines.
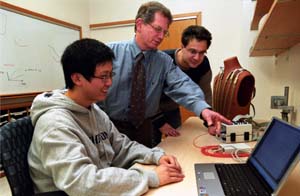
top-left (215, 164), bottom-right (271, 196)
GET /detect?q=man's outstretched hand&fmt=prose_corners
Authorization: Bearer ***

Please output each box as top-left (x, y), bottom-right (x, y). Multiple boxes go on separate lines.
top-left (201, 108), bottom-right (232, 135)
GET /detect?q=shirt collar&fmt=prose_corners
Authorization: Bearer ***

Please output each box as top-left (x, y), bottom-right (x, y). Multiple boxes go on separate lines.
top-left (132, 37), bottom-right (158, 59)
top-left (131, 37), bottom-right (142, 58)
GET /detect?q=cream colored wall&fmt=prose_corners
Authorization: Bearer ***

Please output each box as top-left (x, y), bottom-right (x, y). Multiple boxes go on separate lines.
top-left (3, 0), bottom-right (299, 125)
top-left (2, 0), bottom-right (90, 37)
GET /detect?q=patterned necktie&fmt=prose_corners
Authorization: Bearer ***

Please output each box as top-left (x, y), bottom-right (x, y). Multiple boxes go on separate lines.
top-left (129, 52), bottom-right (145, 127)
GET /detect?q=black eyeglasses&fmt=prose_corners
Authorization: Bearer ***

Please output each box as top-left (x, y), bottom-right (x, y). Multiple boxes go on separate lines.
top-left (147, 23), bottom-right (170, 37)
top-left (92, 72), bottom-right (115, 82)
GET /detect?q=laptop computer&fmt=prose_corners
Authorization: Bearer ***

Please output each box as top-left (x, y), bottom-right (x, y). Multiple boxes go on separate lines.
top-left (194, 117), bottom-right (300, 196)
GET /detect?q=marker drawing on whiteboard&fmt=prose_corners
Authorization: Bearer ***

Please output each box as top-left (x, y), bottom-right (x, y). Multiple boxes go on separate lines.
top-left (6, 71), bottom-right (26, 85)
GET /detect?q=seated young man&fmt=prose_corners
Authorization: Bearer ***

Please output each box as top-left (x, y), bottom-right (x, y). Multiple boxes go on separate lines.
top-left (28, 38), bottom-right (184, 196)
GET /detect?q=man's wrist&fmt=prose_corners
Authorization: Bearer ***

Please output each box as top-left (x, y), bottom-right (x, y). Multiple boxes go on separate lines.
top-left (199, 107), bottom-right (212, 120)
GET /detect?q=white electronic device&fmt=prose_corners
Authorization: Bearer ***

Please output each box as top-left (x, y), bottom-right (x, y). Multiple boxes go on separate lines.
top-left (219, 143), bottom-right (251, 153)
top-left (220, 122), bottom-right (252, 143)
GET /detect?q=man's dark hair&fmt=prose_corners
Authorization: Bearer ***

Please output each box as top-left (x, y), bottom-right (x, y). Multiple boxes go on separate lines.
top-left (181, 25), bottom-right (212, 49)
top-left (135, 1), bottom-right (173, 32)
top-left (61, 38), bottom-right (115, 89)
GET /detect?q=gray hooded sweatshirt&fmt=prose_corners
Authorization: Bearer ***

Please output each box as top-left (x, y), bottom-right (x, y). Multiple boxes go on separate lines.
top-left (28, 89), bottom-right (164, 196)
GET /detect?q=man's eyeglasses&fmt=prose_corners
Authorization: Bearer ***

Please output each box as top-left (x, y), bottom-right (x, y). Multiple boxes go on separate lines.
top-left (147, 23), bottom-right (169, 37)
top-left (92, 72), bottom-right (115, 82)
top-left (186, 48), bottom-right (207, 57)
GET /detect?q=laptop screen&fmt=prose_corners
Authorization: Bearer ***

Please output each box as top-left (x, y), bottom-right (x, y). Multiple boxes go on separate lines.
top-left (248, 118), bottom-right (300, 191)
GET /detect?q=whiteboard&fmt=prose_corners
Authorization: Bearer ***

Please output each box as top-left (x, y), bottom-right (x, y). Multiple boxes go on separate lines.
top-left (0, 7), bottom-right (80, 95)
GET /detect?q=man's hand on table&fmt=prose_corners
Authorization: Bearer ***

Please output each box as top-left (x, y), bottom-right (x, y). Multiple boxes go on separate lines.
top-left (159, 123), bottom-right (180, 137)
top-left (155, 155), bottom-right (185, 186)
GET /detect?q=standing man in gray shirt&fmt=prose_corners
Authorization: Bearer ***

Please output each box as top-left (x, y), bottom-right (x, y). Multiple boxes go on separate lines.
top-left (99, 1), bottom-right (231, 147)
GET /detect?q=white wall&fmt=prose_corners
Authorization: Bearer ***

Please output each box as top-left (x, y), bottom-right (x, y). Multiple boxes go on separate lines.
top-left (3, 0), bottom-right (300, 125)
top-left (2, 0), bottom-right (90, 37)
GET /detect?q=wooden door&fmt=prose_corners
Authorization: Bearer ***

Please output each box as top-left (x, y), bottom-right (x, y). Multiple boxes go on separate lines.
top-left (158, 12), bottom-right (201, 123)
top-left (159, 19), bottom-right (197, 49)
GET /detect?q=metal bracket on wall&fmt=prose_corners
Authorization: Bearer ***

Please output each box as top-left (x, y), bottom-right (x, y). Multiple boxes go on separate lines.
top-left (270, 86), bottom-right (294, 122)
